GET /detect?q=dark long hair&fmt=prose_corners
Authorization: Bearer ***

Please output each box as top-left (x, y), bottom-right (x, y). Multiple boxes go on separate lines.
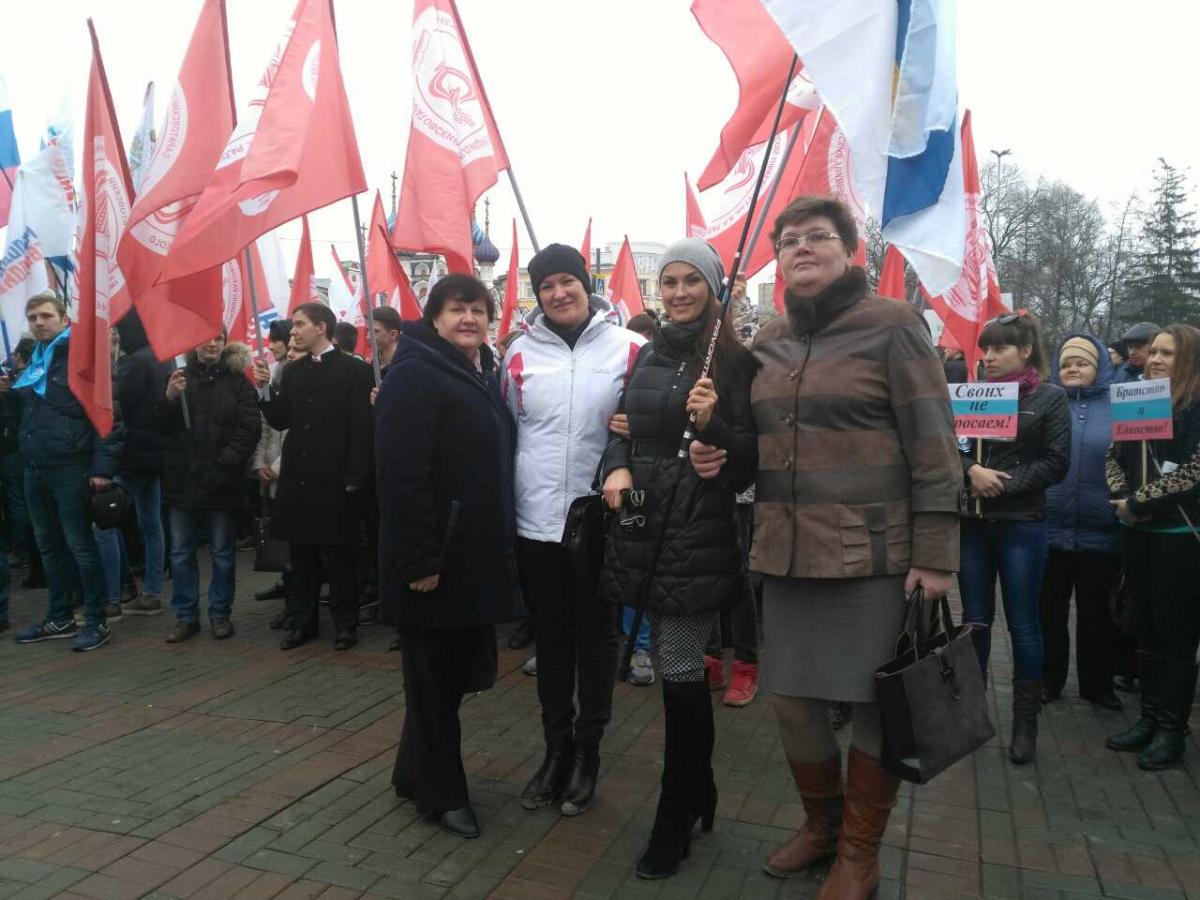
top-left (685, 295), bottom-right (745, 382)
top-left (977, 312), bottom-right (1049, 377)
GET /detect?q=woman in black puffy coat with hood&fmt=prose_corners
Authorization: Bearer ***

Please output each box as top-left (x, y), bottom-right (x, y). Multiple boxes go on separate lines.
top-left (600, 239), bottom-right (757, 880)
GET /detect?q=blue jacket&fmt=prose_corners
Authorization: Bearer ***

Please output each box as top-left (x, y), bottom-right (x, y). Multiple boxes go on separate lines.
top-left (16, 334), bottom-right (125, 475)
top-left (1044, 333), bottom-right (1119, 554)
top-left (1111, 361), bottom-right (1142, 384)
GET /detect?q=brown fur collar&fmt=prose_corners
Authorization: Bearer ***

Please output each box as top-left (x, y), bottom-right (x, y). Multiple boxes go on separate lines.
top-left (784, 267), bottom-right (869, 336)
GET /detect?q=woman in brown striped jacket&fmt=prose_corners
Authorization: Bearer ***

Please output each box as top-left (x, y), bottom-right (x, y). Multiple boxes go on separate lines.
top-left (692, 196), bottom-right (962, 899)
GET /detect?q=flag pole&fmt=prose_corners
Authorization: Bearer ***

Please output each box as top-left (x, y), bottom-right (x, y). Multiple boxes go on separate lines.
top-left (243, 246), bottom-right (269, 380)
top-left (618, 55), bottom-right (798, 681)
top-left (350, 194), bottom-right (381, 386)
top-left (741, 117), bottom-right (807, 267)
top-left (506, 170), bottom-right (539, 254)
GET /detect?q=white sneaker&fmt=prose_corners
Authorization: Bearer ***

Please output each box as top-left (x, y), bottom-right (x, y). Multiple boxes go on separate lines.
top-left (628, 648), bottom-right (655, 686)
top-left (522, 655), bottom-right (538, 676)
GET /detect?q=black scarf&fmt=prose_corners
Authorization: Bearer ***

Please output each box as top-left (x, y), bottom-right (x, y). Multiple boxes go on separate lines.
top-left (655, 317), bottom-right (707, 360)
top-left (784, 267), bottom-right (868, 336)
top-left (545, 309), bottom-right (594, 350)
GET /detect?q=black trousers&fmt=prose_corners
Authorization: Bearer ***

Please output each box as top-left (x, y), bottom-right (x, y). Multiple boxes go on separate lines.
top-left (287, 543), bottom-right (356, 637)
top-left (392, 626), bottom-right (494, 814)
top-left (1039, 549), bottom-right (1129, 697)
top-left (518, 538), bottom-right (618, 748)
top-left (1122, 528), bottom-right (1200, 665)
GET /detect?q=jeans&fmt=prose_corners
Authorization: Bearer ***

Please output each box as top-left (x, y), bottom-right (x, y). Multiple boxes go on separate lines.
top-left (958, 518), bottom-right (1048, 682)
top-left (0, 495), bottom-right (9, 620)
top-left (621, 606), bottom-right (651, 652)
top-left (518, 538), bottom-right (618, 748)
top-left (124, 473), bottom-right (164, 596)
top-left (24, 464), bottom-right (106, 626)
top-left (169, 508), bottom-right (236, 623)
top-left (0, 452), bottom-right (30, 560)
top-left (94, 525), bottom-right (130, 602)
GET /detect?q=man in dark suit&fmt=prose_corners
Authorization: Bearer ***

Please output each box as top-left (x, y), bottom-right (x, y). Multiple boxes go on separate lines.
top-left (253, 302), bottom-right (374, 651)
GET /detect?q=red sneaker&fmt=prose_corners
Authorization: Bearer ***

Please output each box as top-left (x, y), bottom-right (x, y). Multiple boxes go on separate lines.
top-left (704, 653), bottom-right (726, 691)
top-left (723, 661), bottom-right (759, 707)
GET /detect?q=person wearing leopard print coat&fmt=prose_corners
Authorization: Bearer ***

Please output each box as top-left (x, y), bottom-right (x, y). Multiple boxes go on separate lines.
top-left (1105, 323), bottom-right (1200, 771)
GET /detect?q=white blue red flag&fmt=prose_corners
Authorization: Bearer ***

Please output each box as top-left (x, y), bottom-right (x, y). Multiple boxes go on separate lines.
top-left (759, 0), bottom-right (964, 294)
top-left (0, 74), bottom-right (20, 229)
top-left (0, 168), bottom-right (50, 352)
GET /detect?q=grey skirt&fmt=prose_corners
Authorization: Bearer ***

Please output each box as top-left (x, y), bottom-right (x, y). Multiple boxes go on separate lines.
top-left (762, 574), bottom-right (907, 703)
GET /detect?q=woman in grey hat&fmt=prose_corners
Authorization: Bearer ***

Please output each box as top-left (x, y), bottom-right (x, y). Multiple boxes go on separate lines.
top-left (599, 238), bottom-right (758, 879)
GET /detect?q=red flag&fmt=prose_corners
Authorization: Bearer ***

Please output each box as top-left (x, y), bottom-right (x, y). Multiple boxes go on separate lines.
top-left (877, 245), bottom-right (906, 300)
top-left (366, 190), bottom-right (420, 319)
top-left (163, 0), bottom-right (366, 282)
top-left (579, 218), bottom-right (592, 275)
top-left (691, 0), bottom-right (817, 191)
top-left (695, 108), bottom-right (867, 280)
top-left (221, 242), bottom-right (270, 348)
top-left (117, 0), bottom-right (234, 361)
top-left (606, 237), bottom-right (644, 322)
top-left (499, 218), bottom-right (520, 338)
top-left (73, 21), bottom-right (134, 438)
top-left (685, 174), bottom-right (707, 237)
top-left (288, 214), bottom-right (318, 316)
top-left (392, 0), bottom-right (511, 274)
top-left (920, 111), bottom-right (1006, 381)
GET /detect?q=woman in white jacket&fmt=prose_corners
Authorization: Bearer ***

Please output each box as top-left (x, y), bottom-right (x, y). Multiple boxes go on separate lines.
top-left (501, 244), bottom-right (645, 817)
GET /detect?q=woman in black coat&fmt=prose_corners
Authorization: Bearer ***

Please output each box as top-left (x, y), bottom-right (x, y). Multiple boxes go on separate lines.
top-left (599, 240), bottom-right (757, 879)
top-left (377, 275), bottom-right (520, 840)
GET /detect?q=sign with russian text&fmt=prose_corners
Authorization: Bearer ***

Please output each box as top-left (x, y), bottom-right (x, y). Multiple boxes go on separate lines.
top-left (1110, 378), bottom-right (1173, 441)
top-left (949, 382), bottom-right (1019, 439)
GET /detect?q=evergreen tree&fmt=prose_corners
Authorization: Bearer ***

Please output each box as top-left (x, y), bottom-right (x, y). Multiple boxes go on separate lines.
top-left (1124, 159), bottom-right (1200, 324)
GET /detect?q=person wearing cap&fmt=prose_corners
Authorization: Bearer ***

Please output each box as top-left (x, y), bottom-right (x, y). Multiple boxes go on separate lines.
top-left (1112, 321), bottom-right (1160, 383)
top-left (499, 244), bottom-right (645, 818)
top-left (598, 239), bottom-right (756, 879)
top-left (1039, 334), bottom-right (1131, 711)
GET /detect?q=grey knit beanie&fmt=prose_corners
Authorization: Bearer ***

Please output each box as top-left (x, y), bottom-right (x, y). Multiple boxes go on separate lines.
top-left (657, 239), bottom-right (725, 301)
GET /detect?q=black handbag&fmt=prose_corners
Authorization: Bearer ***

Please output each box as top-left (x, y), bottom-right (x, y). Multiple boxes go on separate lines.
top-left (253, 497), bottom-right (291, 573)
top-left (875, 589), bottom-right (995, 785)
top-left (562, 439), bottom-right (621, 573)
top-left (90, 482), bottom-right (131, 530)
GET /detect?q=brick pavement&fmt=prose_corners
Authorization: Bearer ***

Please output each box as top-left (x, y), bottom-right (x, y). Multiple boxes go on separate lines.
top-left (0, 558), bottom-right (1196, 899)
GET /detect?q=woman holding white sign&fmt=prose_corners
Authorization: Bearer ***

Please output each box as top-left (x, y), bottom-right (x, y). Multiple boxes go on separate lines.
top-left (958, 313), bottom-right (1071, 766)
top-left (1105, 323), bottom-right (1200, 770)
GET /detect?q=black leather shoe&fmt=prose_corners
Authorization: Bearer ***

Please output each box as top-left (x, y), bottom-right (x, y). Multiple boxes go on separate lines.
top-left (507, 618), bottom-right (535, 650)
top-left (1041, 688), bottom-right (1062, 705)
top-left (333, 630), bottom-right (357, 651)
top-left (1084, 690), bottom-right (1122, 711)
top-left (388, 634), bottom-right (402, 652)
top-left (280, 630), bottom-right (313, 650)
top-left (520, 743), bottom-right (573, 810)
top-left (268, 609), bottom-right (292, 630)
top-left (436, 806), bottom-right (480, 839)
top-left (560, 744), bottom-right (600, 816)
top-left (1112, 674), bottom-right (1139, 693)
top-left (255, 581), bottom-right (288, 602)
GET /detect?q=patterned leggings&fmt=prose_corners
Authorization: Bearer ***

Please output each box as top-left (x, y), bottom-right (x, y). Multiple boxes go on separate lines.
top-left (649, 611), bottom-right (720, 683)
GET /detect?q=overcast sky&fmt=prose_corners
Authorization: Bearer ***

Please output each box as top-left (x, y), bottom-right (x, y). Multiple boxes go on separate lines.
top-left (3, 0), bottom-right (1197, 286)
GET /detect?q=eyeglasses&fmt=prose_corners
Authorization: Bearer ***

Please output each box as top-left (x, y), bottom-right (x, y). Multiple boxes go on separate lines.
top-left (774, 230), bottom-right (842, 253)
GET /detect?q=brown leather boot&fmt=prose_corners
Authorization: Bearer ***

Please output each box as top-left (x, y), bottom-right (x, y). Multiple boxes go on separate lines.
top-left (816, 748), bottom-right (900, 900)
top-left (763, 753), bottom-right (843, 878)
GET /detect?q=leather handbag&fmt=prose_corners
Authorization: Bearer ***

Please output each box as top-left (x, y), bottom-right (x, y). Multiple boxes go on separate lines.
top-left (875, 589), bottom-right (995, 785)
top-left (562, 439), bottom-right (621, 574)
top-left (253, 497), bottom-right (291, 573)
top-left (91, 482), bottom-right (131, 530)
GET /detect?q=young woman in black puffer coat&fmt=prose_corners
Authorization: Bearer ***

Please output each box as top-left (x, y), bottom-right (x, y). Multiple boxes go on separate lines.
top-left (600, 239), bottom-right (757, 880)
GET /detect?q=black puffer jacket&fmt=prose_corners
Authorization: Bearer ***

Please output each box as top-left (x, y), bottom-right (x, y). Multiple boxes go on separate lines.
top-left (600, 323), bottom-right (758, 617)
top-left (959, 378), bottom-right (1072, 521)
top-left (156, 343), bottom-right (261, 510)
top-left (115, 311), bottom-right (173, 476)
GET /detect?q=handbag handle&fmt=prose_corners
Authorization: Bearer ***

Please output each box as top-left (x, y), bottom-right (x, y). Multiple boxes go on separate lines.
top-left (591, 437), bottom-right (625, 493)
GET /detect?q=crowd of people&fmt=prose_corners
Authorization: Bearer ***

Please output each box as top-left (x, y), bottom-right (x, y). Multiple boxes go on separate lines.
top-left (0, 194), bottom-right (1197, 897)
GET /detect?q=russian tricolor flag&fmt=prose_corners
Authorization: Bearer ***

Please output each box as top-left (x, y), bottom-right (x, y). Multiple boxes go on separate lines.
top-left (0, 74), bottom-right (20, 229)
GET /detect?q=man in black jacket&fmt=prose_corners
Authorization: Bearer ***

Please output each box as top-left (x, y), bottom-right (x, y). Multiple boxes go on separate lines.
top-left (158, 332), bottom-right (261, 642)
top-left (9, 293), bottom-right (125, 652)
top-left (253, 303), bottom-right (374, 651)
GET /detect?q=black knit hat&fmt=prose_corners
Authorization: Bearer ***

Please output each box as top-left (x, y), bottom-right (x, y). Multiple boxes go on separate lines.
top-left (528, 243), bottom-right (592, 303)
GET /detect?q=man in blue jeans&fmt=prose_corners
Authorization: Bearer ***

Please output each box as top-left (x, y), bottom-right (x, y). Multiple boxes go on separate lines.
top-left (8, 292), bottom-right (124, 652)
top-left (157, 332), bottom-right (260, 642)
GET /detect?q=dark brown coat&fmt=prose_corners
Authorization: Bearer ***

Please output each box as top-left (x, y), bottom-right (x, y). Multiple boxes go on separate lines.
top-left (749, 269), bottom-right (961, 578)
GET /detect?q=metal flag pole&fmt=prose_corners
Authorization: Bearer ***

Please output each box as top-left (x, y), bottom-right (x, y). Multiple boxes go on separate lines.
top-left (350, 194), bottom-right (381, 386)
top-left (740, 116), bottom-right (806, 268)
top-left (506, 169), bottom-right (540, 254)
top-left (618, 55), bottom-right (799, 681)
top-left (243, 246), bottom-right (271, 401)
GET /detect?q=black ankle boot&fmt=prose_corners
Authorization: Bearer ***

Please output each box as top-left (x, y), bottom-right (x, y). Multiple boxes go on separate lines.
top-left (559, 744), bottom-right (600, 816)
top-left (521, 742), bottom-right (573, 810)
top-left (637, 680), bottom-right (711, 880)
top-left (1009, 679), bottom-right (1041, 765)
top-left (1108, 651), bottom-right (1160, 752)
top-left (1138, 661), bottom-right (1197, 771)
